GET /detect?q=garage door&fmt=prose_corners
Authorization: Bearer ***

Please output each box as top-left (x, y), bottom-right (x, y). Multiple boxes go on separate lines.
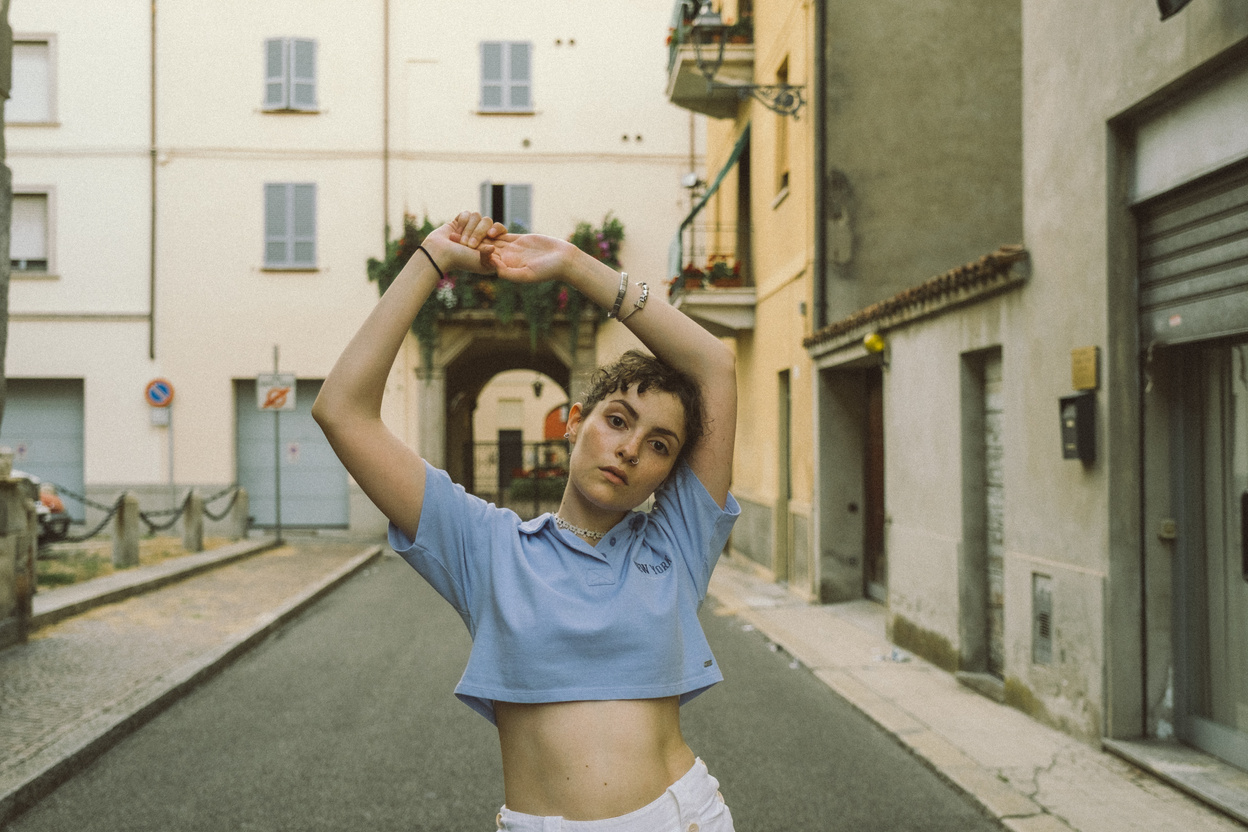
top-left (1137, 156), bottom-right (1248, 347)
top-left (0, 379), bottom-right (86, 521)
top-left (235, 378), bottom-right (348, 528)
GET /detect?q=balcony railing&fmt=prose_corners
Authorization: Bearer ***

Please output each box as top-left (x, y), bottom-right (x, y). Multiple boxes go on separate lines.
top-left (668, 255), bottom-right (755, 337)
top-left (665, 2), bottom-right (755, 119)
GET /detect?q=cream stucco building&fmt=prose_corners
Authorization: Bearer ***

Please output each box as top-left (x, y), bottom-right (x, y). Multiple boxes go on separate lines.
top-left (4, 0), bottom-right (701, 535)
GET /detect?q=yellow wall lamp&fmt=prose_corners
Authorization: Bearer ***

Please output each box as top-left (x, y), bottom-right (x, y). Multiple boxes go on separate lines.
top-left (863, 331), bottom-right (890, 366)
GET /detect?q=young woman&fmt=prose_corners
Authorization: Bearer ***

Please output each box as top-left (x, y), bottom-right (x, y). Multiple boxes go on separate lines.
top-left (313, 211), bottom-right (740, 831)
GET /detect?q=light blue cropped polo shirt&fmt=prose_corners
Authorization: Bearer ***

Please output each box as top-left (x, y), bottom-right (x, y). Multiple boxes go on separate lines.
top-left (387, 458), bottom-right (741, 724)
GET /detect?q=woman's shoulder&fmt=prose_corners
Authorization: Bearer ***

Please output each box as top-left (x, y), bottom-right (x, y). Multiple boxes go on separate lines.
top-left (417, 463), bottom-right (525, 534)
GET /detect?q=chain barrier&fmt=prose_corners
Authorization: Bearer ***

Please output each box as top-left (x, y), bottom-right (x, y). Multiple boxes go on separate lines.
top-left (202, 488), bottom-right (241, 522)
top-left (59, 495), bottom-right (125, 544)
top-left (139, 492), bottom-right (193, 533)
top-left (41, 482), bottom-right (242, 544)
top-left (45, 483), bottom-right (115, 515)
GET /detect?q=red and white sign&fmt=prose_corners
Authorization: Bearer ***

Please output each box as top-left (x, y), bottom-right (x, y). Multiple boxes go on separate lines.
top-left (145, 378), bottom-right (175, 408)
top-left (257, 374), bottom-right (297, 411)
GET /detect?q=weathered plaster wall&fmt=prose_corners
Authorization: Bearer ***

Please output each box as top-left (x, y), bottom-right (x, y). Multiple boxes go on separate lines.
top-left (822, 0), bottom-right (1022, 317)
top-left (1021, 0), bottom-right (1248, 738)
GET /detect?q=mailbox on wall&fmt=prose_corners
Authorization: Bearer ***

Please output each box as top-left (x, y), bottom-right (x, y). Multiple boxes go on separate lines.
top-left (1060, 391), bottom-right (1096, 464)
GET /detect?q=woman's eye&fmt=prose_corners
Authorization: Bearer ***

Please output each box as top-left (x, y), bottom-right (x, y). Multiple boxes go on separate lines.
top-left (609, 415), bottom-right (625, 428)
top-left (651, 441), bottom-right (670, 455)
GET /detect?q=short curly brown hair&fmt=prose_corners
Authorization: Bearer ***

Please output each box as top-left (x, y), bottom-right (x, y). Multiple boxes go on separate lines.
top-left (580, 349), bottom-right (706, 459)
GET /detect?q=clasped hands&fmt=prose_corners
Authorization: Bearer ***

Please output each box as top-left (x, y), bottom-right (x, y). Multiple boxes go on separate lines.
top-left (423, 210), bottom-right (572, 285)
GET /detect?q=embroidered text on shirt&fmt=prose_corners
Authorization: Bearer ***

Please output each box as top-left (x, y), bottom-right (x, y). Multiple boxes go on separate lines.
top-left (634, 558), bottom-right (672, 576)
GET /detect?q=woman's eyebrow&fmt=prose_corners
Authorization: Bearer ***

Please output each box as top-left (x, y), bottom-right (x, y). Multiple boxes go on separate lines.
top-left (608, 398), bottom-right (682, 445)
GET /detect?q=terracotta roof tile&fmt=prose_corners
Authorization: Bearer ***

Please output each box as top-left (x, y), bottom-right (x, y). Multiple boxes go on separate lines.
top-left (803, 245), bottom-right (1028, 349)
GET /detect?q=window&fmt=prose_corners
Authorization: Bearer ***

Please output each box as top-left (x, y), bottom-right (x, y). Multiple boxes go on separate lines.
top-left (11, 192), bottom-right (51, 274)
top-left (480, 183), bottom-right (532, 232)
top-left (480, 42), bottom-right (532, 112)
top-left (264, 38), bottom-right (318, 111)
top-left (10, 38), bottom-right (55, 123)
top-left (264, 184), bottom-right (317, 268)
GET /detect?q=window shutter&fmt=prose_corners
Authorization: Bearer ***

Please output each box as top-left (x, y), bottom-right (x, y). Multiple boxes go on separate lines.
top-left (505, 184), bottom-right (532, 233)
top-left (290, 39), bottom-right (317, 110)
top-left (507, 43), bottom-right (532, 111)
top-left (291, 184), bottom-right (317, 266)
top-left (264, 38), bottom-right (289, 109)
top-left (11, 194), bottom-right (48, 266)
top-left (10, 41), bottom-right (52, 123)
top-left (480, 181), bottom-right (494, 217)
top-left (265, 184), bottom-right (290, 266)
top-left (480, 42), bottom-right (504, 110)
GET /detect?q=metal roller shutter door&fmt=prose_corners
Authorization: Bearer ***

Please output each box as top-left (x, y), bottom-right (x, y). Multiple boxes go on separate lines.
top-left (235, 378), bottom-right (348, 528)
top-left (1137, 157), bottom-right (1248, 348)
top-left (0, 379), bottom-right (86, 521)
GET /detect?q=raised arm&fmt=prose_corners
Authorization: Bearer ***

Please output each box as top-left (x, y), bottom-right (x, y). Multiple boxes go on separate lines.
top-left (489, 235), bottom-right (737, 507)
top-left (312, 213), bottom-right (505, 539)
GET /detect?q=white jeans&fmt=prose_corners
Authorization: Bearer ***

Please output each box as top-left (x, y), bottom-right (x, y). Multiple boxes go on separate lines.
top-left (495, 758), bottom-right (734, 832)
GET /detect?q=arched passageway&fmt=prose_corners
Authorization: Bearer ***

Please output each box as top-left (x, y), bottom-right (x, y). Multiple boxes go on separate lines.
top-left (414, 315), bottom-right (597, 500)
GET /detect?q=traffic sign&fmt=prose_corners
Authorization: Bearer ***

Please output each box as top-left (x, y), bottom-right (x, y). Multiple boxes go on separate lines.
top-left (257, 374), bottom-right (297, 411)
top-left (145, 378), bottom-right (175, 408)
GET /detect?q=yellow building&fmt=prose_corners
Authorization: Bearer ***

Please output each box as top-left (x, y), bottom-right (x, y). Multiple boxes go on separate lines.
top-left (666, 0), bottom-right (821, 595)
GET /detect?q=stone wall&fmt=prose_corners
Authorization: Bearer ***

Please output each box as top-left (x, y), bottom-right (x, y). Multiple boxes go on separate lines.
top-left (0, 476), bottom-right (38, 650)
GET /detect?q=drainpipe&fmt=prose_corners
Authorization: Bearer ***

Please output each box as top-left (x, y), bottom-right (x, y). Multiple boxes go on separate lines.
top-left (812, 0), bottom-right (827, 328)
top-left (148, 0), bottom-right (157, 359)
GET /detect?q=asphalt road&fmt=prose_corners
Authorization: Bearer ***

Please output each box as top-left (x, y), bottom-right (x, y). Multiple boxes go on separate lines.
top-left (8, 554), bottom-right (999, 831)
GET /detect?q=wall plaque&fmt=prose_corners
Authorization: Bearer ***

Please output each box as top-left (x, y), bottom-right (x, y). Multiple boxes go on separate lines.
top-left (1071, 346), bottom-right (1099, 391)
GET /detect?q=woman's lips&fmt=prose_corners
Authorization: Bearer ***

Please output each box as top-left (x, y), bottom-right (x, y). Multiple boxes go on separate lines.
top-left (600, 466), bottom-right (629, 485)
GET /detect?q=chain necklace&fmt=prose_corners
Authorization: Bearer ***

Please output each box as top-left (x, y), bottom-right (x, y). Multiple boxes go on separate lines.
top-left (554, 514), bottom-right (606, 541)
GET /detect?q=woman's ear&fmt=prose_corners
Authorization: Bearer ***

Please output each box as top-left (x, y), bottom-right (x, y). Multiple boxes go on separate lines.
top-left (565, 402), bottom-right (584, 443)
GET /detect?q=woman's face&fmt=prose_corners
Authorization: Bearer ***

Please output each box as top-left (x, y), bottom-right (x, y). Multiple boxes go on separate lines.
top-left (564, 387), bottom-right (687, 514)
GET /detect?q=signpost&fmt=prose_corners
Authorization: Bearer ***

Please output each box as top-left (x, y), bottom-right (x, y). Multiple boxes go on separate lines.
top-left (145, 378), bottom-right (176, 506)
top-left (257, 348), bottom-right (294, 544)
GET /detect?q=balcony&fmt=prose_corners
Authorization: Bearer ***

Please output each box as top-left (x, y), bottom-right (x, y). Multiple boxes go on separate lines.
top-left (668, 259), bottom-right (755, 337)
top-left (671, 286), bottom-right (756, 337)
top-left (665, 4), bottom-right (754, 120)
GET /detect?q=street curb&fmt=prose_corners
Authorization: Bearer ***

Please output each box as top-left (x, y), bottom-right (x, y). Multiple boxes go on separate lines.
top-left (0, 544), bottom-right (383, 827)
top-left (32, 538), bottom-right (280, 630)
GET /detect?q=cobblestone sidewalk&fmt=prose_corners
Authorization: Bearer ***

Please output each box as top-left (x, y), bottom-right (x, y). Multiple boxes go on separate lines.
top-left (0, 537), bottom-right (381, 825)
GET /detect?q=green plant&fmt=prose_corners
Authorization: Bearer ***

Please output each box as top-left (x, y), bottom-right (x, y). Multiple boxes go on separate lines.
top-left (368, 214), bottom-right (623, 369)
top-left (569, 213), bottom-right (624, 270)
top-left (508, 476), bottom-right (568, 501)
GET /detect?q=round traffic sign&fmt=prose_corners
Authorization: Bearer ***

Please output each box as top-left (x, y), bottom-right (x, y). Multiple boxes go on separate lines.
top-left (145, 378), bottom-right (175, 408)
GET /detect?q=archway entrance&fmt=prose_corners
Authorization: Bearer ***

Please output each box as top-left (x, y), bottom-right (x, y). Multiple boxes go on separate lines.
top-left (469, 369), bottom-right (569, 517)
top-left (415, 314), bottom-right (598, 516)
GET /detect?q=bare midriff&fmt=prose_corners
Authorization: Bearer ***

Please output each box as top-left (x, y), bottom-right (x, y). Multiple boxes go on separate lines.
top-left (494, 697), bottom-right (696, 821)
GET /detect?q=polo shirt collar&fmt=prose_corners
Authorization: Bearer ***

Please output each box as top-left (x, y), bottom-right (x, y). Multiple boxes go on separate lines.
top-left (518, 513), bottom-right (555, 536)
top-left (518, 511), bottom-right (649, 560)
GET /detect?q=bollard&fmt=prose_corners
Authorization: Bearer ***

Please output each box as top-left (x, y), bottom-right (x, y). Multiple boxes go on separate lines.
top-left (232, 488), bottom-right (250, 540)
top-left (113, 493), bottom-right (140, 569)
top-left (182, 490), bottom-right (204, 553)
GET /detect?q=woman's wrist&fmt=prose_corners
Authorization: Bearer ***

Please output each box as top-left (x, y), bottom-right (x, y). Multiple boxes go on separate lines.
top-left (418, 236), bottom-right (455, 275)
top-left (563, 248), bottom-right (622, 308)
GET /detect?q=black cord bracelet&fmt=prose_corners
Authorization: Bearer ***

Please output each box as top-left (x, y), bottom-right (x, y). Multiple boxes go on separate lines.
top-left (416, 245), bottom-right (446, 281)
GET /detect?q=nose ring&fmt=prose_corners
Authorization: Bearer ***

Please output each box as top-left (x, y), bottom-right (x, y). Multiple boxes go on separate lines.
top-left (629, 457), bottom-right (638, 466)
